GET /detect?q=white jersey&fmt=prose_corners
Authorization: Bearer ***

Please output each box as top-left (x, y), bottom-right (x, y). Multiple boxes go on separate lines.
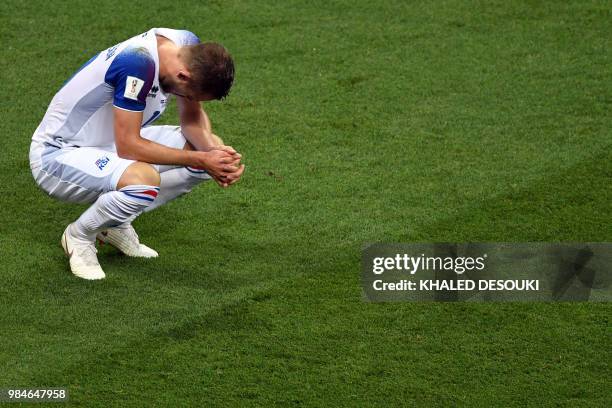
top-left (32, 28), bottom-right (200, 150)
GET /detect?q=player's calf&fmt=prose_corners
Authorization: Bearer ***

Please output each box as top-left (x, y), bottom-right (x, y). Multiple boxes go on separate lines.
top-left (144, 166), bottom-right (211, 212)
top-left (63, 162), bottom-right (161, 278)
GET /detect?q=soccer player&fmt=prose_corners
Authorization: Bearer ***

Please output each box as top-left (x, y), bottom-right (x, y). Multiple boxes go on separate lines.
top-left (29, 28), bottom-right (244, 280)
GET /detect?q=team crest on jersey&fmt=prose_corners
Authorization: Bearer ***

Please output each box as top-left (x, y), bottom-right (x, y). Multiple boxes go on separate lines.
top-left (95, 156), bottom-right (110, 170)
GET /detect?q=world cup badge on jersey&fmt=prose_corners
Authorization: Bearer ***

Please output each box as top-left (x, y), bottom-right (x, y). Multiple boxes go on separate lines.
top-left (124, 76), bottom-right (144, 100)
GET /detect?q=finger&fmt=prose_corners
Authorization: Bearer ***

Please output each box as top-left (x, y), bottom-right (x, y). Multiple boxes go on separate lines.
top-left (233, 164), bottom-right (245, 177)
top-left (214, 176), bottom-right (229, 188)
top-left (222, 165), bottom-right (238, 172)
top-left (228, 158), bottom-right (242, 168)
top-left (211, 145), bottom-right (234, 152)
top-left (219, 157), bottom-right (236, 164)
top-left (225, 165), bottom-right (245, 182)
top-left (222, 146), bottom-right (242, 159)
top-left (219, 145), bottom-right (237, 155)
top-left (218, 156), bottom-right (240, 170)
top-left (211, 145), bottom-right (241, 160)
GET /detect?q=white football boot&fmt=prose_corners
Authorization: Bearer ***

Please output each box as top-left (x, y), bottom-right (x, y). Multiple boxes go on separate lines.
top-left (96, 224), bottom-right (158, 258)
top-left (61, 224), bottom-right (106, 280)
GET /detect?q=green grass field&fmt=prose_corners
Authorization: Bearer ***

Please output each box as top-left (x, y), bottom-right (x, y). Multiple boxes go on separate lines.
top-left (1, 0), bottom-right (610, 406)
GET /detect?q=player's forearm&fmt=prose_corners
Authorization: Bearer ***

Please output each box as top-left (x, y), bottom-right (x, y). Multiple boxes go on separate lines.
top-left (116, 135), bottom-right (242, 187)
top-left (116, 136), bottom-right (197, 167)
top-left (180, 109), bottom-right (224, 151)
top-left (182, 125), bottom-right (223, 151)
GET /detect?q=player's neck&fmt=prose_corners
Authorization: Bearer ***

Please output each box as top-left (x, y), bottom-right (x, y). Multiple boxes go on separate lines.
top-left (156, 35), bottom-right (180, 80)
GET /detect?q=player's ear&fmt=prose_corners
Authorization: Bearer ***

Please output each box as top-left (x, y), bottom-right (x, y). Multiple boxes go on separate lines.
top-left (177, 71), bottom-right (191, 83)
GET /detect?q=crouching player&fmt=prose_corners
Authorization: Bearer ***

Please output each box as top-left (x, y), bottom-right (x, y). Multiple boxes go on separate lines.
top-left (29, 28), bottom-right (244, 280)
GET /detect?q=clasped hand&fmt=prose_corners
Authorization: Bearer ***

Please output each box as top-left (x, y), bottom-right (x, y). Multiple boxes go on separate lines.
top-left (200, 145), bottom-right (245, 188)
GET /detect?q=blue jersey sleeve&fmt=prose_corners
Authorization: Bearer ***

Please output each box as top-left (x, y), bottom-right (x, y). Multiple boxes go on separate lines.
top-left (104, 46), bottom-right (155, 111)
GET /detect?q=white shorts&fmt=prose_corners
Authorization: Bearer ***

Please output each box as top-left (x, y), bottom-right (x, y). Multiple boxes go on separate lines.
top-left (29, 125), bottom-right (205, 204)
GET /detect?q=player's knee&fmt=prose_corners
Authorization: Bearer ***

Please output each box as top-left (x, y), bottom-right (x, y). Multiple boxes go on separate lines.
top-left (117, 162), bottom-right (160, 189)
